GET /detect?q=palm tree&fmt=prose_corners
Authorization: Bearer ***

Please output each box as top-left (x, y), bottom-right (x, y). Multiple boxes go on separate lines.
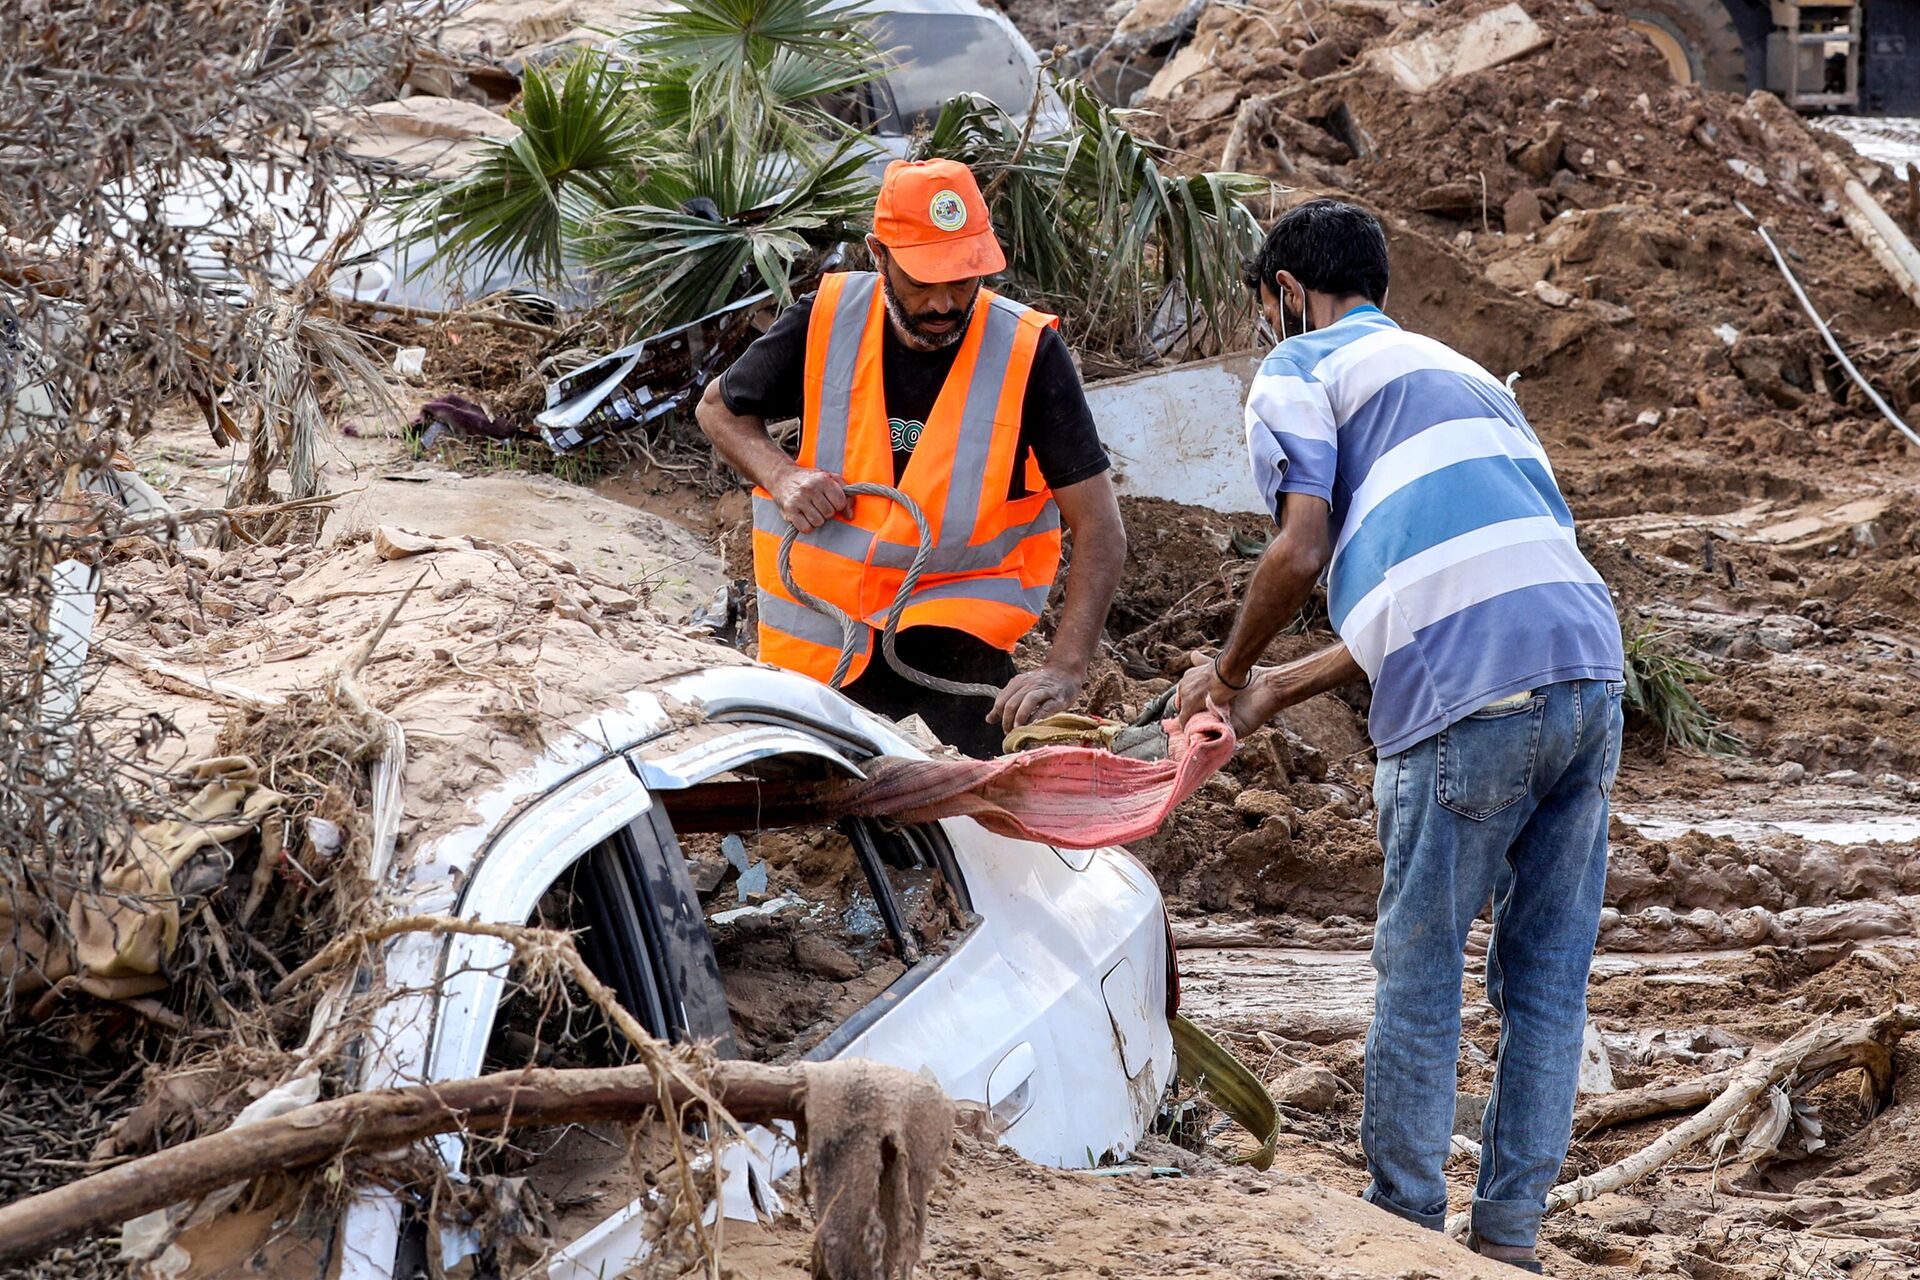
top-left (395, 0), bottom-right (1266, 359)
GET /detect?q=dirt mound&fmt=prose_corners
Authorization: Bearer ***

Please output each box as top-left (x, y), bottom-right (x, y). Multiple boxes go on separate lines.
top-left (723, 1133), bottom-right (1516, 1280)
top-left (1607, 822), bottom-right (1920, 916)
top-left (1138, 0), bottom-right (1920, 461)
top-left (93, 530), bottom-right (742, 852)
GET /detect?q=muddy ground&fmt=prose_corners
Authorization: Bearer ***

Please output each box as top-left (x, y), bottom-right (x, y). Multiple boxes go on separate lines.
top-left (693, 0), bottom-right (1920, 1272)
top-left (17, 0), bottom-right (1920, 1275)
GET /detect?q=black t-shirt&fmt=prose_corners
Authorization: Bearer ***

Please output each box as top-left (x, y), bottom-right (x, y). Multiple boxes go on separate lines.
top-left (719, 293), bottom-right (1110, 499)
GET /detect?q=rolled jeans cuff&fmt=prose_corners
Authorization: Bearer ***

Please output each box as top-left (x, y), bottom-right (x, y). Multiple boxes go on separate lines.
top-left (1471, 1195), bottom-right (1543, 1248)
top-left (1364, 1184), bottom-right (1447, 1232)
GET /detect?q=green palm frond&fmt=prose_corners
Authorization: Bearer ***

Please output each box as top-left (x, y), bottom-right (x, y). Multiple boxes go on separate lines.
top-left (391, 2), bottom-right (1262, 368)
top-left (394, 54), bottom-right (644, 287)
top-left (624, 0), bottom-right (880, 153)
top-left (588, 137), bottom-right (876, 328)
top-left (637, 0), bottom-right (873, 64)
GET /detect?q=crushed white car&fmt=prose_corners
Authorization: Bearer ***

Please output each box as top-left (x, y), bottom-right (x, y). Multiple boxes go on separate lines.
top-left (327, 664), bottom-right (1175, 1278)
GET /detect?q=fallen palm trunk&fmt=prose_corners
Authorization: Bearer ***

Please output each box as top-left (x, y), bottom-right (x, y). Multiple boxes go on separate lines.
top-left (1546, 1006), bottom-right (1914, 1214)
top-left (0, 1058), bottom-right (952, 1272)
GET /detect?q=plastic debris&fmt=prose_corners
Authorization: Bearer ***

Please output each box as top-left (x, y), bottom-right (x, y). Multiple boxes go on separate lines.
top-left (710, 893), bottom-right (807, 926)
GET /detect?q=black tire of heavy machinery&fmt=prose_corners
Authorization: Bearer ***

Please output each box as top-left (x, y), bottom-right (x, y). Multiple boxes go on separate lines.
top-left (1616, 0), bottom-right (1751, 93)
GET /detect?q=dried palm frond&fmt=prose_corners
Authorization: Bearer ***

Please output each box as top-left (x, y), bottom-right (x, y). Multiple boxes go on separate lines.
top-left (913, 83), bottom-right (1267, 363)
top-left (227, 293), bottom-right (394, 539)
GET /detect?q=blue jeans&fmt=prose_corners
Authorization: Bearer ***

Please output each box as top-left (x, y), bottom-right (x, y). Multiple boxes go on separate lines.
top-left (1362, 678), bottom-right (1623, 1247)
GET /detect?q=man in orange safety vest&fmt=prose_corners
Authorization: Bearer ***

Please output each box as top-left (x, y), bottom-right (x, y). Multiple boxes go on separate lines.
top-left (697, 159), bottom-right (1127, 758)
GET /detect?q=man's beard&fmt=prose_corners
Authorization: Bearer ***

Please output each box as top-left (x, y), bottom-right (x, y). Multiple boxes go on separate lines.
top-left (882, 273), bottom-right (976, 350)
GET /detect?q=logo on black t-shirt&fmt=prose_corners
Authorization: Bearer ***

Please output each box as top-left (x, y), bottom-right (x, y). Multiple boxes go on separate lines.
top-left (889, 416), bottom-right (924, 454)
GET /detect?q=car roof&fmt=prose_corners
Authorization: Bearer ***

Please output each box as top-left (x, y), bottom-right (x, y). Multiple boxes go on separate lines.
top-left (852, 0), bottom-right (1026, 18)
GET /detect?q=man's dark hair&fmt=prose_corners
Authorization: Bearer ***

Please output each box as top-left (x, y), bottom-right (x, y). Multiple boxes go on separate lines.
top-left (1241, 199), bottom-right (1391, 304)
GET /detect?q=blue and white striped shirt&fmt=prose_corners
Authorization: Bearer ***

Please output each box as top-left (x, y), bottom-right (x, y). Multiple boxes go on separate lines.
top-left (1246, 305), bottom-right (1622, 756)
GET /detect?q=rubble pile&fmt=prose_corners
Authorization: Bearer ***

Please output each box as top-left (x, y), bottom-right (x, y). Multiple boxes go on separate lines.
top-left (93, 530), bottom-right (736, 850)
top-left (1123, 0), bottom-right (1916, 452)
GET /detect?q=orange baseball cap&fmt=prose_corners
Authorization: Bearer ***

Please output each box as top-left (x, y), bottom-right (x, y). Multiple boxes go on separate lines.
top-left (871, 158), bottom-right (1006, 284)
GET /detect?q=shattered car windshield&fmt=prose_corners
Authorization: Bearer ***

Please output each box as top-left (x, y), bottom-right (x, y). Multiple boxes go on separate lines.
top-left (869, 13), bottom-right (1034, 133)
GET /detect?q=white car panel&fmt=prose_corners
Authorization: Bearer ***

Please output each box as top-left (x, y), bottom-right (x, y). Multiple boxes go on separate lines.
top-left (815, 820), bottom-right (1172, 1165)
top-left (632, 722), bottom-right (867, 789)
top-left (429, 757), bottom-right (655, 1087)
top-left (331, 665), bottom-right (1173, 1280)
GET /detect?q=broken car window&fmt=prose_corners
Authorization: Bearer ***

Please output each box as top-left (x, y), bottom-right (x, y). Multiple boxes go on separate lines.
top-left (679, 816), bottom-right (970, 1064)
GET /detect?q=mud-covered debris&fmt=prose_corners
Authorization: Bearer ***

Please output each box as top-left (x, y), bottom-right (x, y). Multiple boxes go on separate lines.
top-left (804, 1060), bottom-right (954, 1280)
top-left (1367, 3), bottom-right (1548, 94)
top-left (1270, 1065), bottom-right (1343, 1113)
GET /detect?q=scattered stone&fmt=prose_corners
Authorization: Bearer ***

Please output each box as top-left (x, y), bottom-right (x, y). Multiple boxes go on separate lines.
top-left (1512, 121), bottom-right (1565, 179)
top-left (1416, 180), bottom-right (1481, 219)
top-left (1727, 157), bottom-right (1768, 187)
top-left (1270, 1065), bottom-right (1343, 1114)
top-left (1324, 99), bottom-right (1375, 162)
top-left (1877, 773), bottom-right (1909, 795)
top-left (1188, 87), bottom-right (1242, 120)
top-left (1108, 0), bottom-right (1209, 48)
top-left (1635, 409), bottom-right (1663, 428)
top-left (1485, 252), bottom-right (1552, 292)
top-left (1824, 769), bottom-right (1869, 788)
top-left (1453, 1091), bottom-right (1489, 1139)
top-left (1585, 298), bottom-right (1636, 325)
top-left (590, 584), bottom-right (640, 614)
top-left (1773, 761), bottom-right (1807, 785)
top-left (1297, 37), bottom-right (1347, 81)
top-left (1233, 788), bottom-right (1293, 822)
top-left (1200, 773), bottom-right (1242, 803)
top-left (1502, 187), bottom-right (1545, 235)
top-left (1578, 1021), bottom-right (1616, 1094)
top-left (373, 526), bottom-right (448, 560)
top-left (794, 933), bottom-right (863, 982)
top-left (1532, 279), bottom-right (1575, 308)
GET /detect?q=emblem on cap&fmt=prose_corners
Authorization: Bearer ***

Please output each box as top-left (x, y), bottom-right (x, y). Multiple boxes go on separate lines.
top-left (928, 189), bottom-right (968, 233)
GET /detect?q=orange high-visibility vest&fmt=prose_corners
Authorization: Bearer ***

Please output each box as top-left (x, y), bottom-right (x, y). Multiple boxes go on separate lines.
top-left (751, 271), bottom-right (1064, 687)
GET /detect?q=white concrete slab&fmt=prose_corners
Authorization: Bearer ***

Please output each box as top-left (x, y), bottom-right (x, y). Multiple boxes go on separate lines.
top-left (1368, 3), bottom-right (1549, 95)
top-left (1086, 352), bottom-right (1270, 517)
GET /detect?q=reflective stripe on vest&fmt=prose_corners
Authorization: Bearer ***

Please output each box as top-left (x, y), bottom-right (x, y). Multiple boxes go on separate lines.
top-left (751, 271), bottom-right (1064, 687)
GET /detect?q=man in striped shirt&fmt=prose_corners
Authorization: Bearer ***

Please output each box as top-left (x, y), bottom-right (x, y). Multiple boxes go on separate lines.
top-left (1177, 199), bottom-right (1624, 1273)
